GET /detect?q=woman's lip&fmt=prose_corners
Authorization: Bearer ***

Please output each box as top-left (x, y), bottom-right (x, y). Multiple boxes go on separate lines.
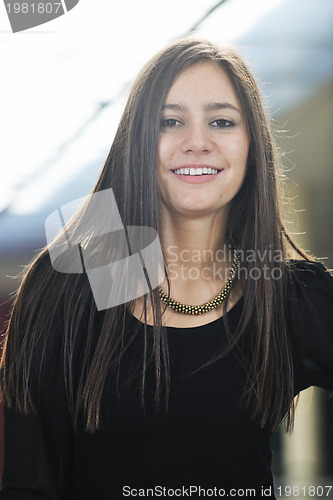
top-left (170, 169), bottom-right (224, 184)
top-left (174, 164), bottom-right (222, 170)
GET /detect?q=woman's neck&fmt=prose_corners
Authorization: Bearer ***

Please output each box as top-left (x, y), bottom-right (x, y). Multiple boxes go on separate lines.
top-left (160, 208), bottom-right (231, 273)
top-left (131, 208), bottom-right (242, 328)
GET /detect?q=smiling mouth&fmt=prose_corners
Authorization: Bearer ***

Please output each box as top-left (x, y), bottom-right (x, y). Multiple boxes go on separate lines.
top-left (172, 167), bottom-right (220, 176)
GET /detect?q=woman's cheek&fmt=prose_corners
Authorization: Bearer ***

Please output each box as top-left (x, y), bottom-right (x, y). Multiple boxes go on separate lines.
top-left (227, 136), bottom-right (249, 163)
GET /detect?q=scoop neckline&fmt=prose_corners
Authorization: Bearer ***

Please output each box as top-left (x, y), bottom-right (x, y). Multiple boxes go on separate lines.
top-left (128, 295), bottom-right (244, 331)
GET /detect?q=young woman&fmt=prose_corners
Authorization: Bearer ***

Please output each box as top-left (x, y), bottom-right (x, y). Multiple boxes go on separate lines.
top-left (1, 38), bottom-right (332, 499)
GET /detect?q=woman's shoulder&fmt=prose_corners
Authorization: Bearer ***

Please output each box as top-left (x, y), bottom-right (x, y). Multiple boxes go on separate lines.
top-left (286, 258), bottom-right (333, 297)
top-left (285, 257), bottom-right (333, 317)
top-left (287, 257), bottom-right (332, 277)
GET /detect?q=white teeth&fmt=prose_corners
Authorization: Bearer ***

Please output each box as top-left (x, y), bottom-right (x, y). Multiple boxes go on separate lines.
top-left (173, 167), bottom-right (219, 176)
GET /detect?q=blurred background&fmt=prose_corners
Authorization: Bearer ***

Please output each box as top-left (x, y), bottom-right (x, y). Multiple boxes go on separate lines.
top-left (0, 0), bottom-right (332, 495)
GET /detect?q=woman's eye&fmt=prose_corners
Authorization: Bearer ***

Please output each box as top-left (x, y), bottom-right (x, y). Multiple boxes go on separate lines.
top-left (160, 118), bottom-right (182, 129)
top-left (210, 119), bottom-right (234, 128)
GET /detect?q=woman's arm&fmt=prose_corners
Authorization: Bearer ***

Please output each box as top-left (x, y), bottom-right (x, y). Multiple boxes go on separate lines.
top-left (0, 294), bottom-right (74, 499)
top-left (0, 400), bottom-right (73, 500)
top-left (291, 260), bottom-right (333, 392)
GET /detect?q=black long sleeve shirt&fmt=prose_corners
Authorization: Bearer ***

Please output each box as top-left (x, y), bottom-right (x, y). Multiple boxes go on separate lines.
top-left (1, 261), bottom-right (333, 499)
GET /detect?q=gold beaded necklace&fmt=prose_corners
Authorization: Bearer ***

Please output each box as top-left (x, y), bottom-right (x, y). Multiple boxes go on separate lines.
top-left (158, 248), bottom-right (240, 315)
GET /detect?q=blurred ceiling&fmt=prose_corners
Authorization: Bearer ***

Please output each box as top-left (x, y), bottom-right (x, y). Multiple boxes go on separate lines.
top-left (0, 0), bottom-right (332, 252)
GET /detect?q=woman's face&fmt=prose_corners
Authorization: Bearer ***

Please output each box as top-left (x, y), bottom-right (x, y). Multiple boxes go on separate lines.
top-left (157, 61), bottom-right (250, 220)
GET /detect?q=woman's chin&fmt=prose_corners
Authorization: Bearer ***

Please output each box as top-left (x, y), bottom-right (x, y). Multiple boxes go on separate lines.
top-left (163, 201), bottom-right (226, 219)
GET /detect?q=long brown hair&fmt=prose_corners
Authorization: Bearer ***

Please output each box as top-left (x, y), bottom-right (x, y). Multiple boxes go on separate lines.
top-left (1, 38), bottom-right (310, 432)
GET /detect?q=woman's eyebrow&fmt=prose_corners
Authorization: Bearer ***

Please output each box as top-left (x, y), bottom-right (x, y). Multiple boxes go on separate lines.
top-left (205, 102), bottom-right (241, 113)
top-left (162, 102), bottom-right (241, 113)
top-left (162, 103), bottom-right (187, 111)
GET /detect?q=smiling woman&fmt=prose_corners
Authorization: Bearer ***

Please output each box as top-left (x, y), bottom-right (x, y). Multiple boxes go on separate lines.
top-left (1, 38), bottom-right (333, 499)
top-left (155, 61), bottom-right (249, 327)
top-left (157, 61), bottom-right (249, 230)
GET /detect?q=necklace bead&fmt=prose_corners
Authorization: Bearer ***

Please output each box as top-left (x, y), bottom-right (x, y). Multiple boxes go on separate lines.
top-left (159, 248), bottom-right (240, 315)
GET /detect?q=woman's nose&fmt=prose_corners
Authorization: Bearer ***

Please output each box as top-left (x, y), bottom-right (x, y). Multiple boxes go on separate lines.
top-left (181, 124), bottom-right (213, 154)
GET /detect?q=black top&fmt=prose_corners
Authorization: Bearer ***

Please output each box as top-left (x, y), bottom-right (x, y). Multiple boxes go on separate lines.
top-left (1, 261), bottom-right (333, 499)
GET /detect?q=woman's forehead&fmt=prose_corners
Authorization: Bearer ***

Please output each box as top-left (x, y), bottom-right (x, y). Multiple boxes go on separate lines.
top-left (164, 62), bottom-right (240, 109)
